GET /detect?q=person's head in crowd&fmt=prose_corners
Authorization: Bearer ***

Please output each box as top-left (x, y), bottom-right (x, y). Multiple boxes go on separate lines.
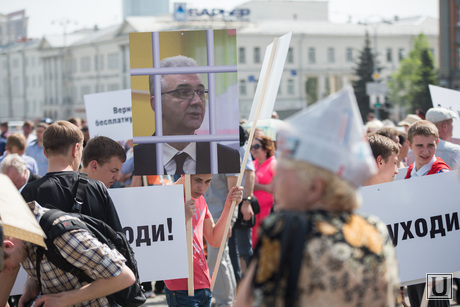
top-left (271, 111), bottom-right (279, 119)
top-left (6, 133), bottom-right (27, 155)
top-left (0, 122), bottom-right (9, 135)
top-left (366, 112), bottom-right (375, 123)
top-left (250, 135), bottom-right (275, 162)
top-left (407, 120), bottom-right (439, 170)
top-left (43, 120), bottom-right (84, 172)
top-left (425, 107), bottom-right (458, 141)
top-left (239, 125), bottom-right (249, 147)
top-left (0, 153), bottom-right (28, 189)
top-left (81, 125), bottom-right (90, 144)
top-left (253, 128), bottom-right (266, 139)
top-left (41, 117), bottom-right (54, 125)
top-left (381, 119), bottom-right (395, 127)
top-left (275, 89), bottom-right (377, 212)
top-left (397, 131), bottom-right (409, 165)
top-left (415, 108), bottom-right (426, 120)
top-left (375, 126), bottom-right (402, 150)
top-left (22, 121), bottom-right (35, 139)
top-left (68, 117), bottom-right (82, 129)
top-left (398, 114), bottom-right (422, 132)
top-left (365, 134), bottom-right (400, 185)
top-left (190, 173), bottom-right (213, 199)
top-left (364, 119), bottom-right (383, 134)
top-left (81, 136), bottom-right (127, 188)
top-left (150, 55), bottom-right (205, 137)
top-left (35, 122), bottom-right (49, 145)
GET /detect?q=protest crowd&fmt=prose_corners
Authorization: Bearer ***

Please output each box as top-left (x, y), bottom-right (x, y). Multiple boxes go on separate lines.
top-left (1, 56), bottom-right (460, 307)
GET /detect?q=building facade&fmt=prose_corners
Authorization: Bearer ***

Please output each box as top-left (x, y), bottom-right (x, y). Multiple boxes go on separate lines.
top-left (439, 0), bottom-right (460, 89)
top-left (0, 0), bottom-right (438, 122)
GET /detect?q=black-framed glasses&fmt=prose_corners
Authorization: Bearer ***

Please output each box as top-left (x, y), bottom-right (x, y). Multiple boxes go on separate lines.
top-left (161, 88), bottom-right (208, 101)
top-left (251, 144), bottom-right (262, 150)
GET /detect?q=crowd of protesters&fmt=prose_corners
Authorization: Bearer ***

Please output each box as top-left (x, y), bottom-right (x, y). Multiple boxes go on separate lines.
top-left (1, 100), bottom-right (460, 307)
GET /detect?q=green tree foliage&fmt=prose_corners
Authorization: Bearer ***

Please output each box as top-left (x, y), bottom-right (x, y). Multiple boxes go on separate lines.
top-left (388, 33), bottom-right (437, 113)
top-left (352, 32), bottom-right (376, 121)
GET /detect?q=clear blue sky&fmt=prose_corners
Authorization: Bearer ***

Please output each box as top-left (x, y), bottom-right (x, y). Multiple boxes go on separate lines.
top-left (0, 0), bottom-right (439, 38)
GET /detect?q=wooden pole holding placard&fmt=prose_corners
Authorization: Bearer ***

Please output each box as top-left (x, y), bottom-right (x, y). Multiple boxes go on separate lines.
top-left (185, 175), bottom-right (194, 296)
top-left (210, 37), bottom-right (280, 291)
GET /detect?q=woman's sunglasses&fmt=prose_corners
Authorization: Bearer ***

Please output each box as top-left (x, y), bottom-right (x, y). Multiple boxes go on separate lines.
top-left (251, 144), bottom-right (262, 150)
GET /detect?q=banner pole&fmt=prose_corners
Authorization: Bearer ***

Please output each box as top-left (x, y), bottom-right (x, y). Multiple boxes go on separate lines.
top-left (210, 37), bottom-right (280, 291)
top-left (185, 175), bottom-right (194, 296)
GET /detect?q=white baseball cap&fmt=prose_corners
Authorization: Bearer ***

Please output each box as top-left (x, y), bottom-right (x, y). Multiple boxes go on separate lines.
top-left (277, 86), bottom-right (377, 188)
top-left (426, 107), bottom-right (459, 123)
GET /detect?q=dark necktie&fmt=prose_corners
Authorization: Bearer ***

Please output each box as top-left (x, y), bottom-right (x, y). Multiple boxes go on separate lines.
top-left (174, 152), bottom-right (188, 175)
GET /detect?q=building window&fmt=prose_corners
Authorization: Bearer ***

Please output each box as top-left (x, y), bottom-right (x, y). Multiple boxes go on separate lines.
top-left (287, 47), bottom-right (294, 63)
top-left (94, 55), bottom-right (99, 71)
top-left (398, 48), bottom-right (405, 61)
top-left (306, 77), bottom-right (318, 105)
top-left (254, 47), bottom-right (261, 64)
top-left (430, 48), bottom-right (435, 60)
top-left (108, 84), bottom-right (119, 91)
top-left (107, 53), bottom-right (118, 70)
top-left (327, 48), bottom-right (335, 63)
top-left (80, 56), bottom-right (91, 72)
top-left (72, 58), bottom-right (78, 72)
top-left (457, 6), bottom-right (460, 26)
top-left (81, 85), bottom-right (91, 96)
top-left (238, 47), bottom-right (246, 64)
top-left (386, 48), bottom-right (393, 62)
top-left (346, 48), bottom-right (353, 63)
top-left (308, 47), bottom-right (316, 64)
top-left (239, 79), bottom-right (247, 96)
top-left (99, 54), bottom-right (104, 71)
top-left (287, 79), bottom-right (295, 95)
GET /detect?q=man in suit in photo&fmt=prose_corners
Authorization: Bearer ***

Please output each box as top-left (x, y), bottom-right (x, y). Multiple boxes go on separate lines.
top-left (133, 55), bottom-right (240, 176)
top-left (0, 153), bottom-right (41, 192)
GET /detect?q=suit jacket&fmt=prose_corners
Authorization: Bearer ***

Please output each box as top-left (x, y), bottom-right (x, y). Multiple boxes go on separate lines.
top-left (133, 142), bottom-right (240, 175)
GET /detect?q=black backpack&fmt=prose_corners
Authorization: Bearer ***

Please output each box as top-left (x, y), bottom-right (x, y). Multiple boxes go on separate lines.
top-left (36, 209), bottom-right (146, 307)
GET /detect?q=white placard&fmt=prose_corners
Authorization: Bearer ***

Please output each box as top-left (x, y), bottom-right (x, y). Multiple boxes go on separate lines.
top-left (84, 89), bottom-right (133, 141)
top-left (109, 185), bottom-right (188, 282)
top-left (248, 32), bottom-right (292, 121)
top-left (429, 85), bottom-right (460, 138)
top-left (394, 166), bottom-right (408, 181)
top-left (359, 171), bottom-right (460, 285)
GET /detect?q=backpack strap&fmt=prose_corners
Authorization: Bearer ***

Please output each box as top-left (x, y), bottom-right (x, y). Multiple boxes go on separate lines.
top-left (73, 173), bottom-right (89, 213)
top-left (38, 209), bottom-right (94, 284)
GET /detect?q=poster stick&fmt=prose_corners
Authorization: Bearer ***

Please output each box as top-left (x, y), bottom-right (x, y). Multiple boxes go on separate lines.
top-left (210, 37), bottom-right (280, 291)
top-left (185, 174), bottom-right (194, 296)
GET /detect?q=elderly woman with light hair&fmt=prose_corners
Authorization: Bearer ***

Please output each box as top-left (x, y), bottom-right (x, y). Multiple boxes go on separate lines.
top-left (234, 88), bottom-right (401, 307)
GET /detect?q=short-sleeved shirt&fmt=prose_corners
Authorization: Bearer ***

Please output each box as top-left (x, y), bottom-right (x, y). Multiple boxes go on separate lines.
top-left (21, 171), bottom-right (123, 231)
top-left (164, 196), bottom-right (212, 291)
top-left (22, 203), bottom-right (126, 307)
top-left (26, 142), bottom-right (49, 176)
top-left (436, 139), bottom-right (460, 170)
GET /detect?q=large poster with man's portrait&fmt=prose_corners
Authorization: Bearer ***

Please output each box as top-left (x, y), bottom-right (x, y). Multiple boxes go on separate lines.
top-left (129, 29), bottom-right (240, 176)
